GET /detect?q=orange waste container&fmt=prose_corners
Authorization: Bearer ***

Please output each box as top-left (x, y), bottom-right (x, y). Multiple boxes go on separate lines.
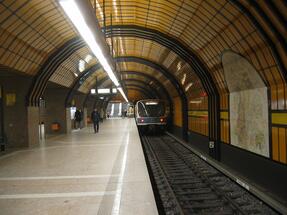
top-left (51, 122), bottom-right (60, 131)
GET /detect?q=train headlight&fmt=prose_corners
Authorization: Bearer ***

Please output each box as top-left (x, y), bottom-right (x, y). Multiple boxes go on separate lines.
top-left (140, 119), bottom-right (144, 123)
top-left (160, 118), bottom-right (164, 122)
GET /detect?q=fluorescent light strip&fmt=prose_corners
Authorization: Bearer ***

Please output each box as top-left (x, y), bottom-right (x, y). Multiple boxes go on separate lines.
top-left (60, 0), bottom-right (119, 87)
top-left (60, 0), bottom-right (129, 102)
top-left (117, 87), bottom-right (128, 102)
top-left (98, 88), bottom-right (110, 94)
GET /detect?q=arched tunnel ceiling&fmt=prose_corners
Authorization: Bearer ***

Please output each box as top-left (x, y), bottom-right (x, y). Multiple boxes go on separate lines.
top-left (80, 0), bottom-right (286, 109)
top-left (107, 37), bottom-right (205, 98)
top-left (49, 46), bottom-right (97, 87)
top-left (76, 60), bottom-right (179, 99)
top-left (0, 0), bottom-right (77, 74)
top-left (0, 0), bottom-right (286, 109)
top-left (120, 79), bottom-right (161, 99)
top-left (122, 74), bottom-right (162, 96)
top-left (120, 71), bottom-right (173, 103)
top-left (128, 89), bottom-right (147, 101)
top-left (78, 68), bottom-right (106, 93)
top-left (117, 61), bottom-right (179, 97)
top-left (92, 0), bottom-right (286, 95)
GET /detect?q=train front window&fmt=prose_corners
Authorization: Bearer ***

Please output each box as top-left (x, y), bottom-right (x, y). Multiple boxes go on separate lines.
top-left (138, 101), bottom-right (165, 117)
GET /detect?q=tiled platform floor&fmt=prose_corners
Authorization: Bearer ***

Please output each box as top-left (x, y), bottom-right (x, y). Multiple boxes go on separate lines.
top-left (0, 118), bottom-right (158, 215)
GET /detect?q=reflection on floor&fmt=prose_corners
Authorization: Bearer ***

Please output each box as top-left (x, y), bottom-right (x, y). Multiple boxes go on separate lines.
top-left (0, 119), bottom-right (158, 215)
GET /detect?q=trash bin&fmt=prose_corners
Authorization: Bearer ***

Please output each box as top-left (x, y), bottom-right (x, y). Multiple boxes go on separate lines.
top-left (39, 122), bottom-right (45, 140)
top-left (51, 122), bottom-right (60, 132)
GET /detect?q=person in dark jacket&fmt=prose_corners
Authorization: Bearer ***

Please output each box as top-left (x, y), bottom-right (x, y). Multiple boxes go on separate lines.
top-left (74, 109), bottom-right (82, 129)
top-left (91, 108), bottom-right (100, 133)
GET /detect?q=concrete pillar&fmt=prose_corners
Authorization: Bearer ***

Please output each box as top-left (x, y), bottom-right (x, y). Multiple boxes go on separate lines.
top-left (65, 108), bottom-right (71, 134)
top-left (83, 108), bottom-right (88, 127)
top-left (0, 72), bottom-right (35, 149)
top-left (27, 106), bottom-right (40, 147)
top-left (43, 83), bottom-right (70, 135)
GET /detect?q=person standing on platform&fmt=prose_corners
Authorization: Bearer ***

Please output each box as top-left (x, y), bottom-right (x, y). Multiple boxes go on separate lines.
top-left (74, 109), bottom-right (82, 129)
top-left (91, 108), bottom-right (100, 133)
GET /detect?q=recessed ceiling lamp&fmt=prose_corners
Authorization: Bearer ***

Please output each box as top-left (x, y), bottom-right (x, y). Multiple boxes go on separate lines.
top-left (85, 54), bottom-right (93, 63)
top-left (185, 82), bottom-right (193, 91)
top-left (181, 73), bottom-right (186, 85)
top-left (189, 100), bottom-right (202, 104)
top-left (78, 59), bottom-right (85, 72)
top-left (59, 0), bottom-right (128, 102)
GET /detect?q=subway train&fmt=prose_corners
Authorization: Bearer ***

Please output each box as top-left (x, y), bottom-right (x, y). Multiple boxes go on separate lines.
top-left (135, 99), bottom-right (168, 133)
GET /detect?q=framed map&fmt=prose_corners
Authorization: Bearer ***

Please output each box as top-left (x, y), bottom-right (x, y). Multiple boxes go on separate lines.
top-left (222, 51), bottom-right (269, 157)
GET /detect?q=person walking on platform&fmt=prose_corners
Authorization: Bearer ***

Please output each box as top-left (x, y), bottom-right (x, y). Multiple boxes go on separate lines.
top-left (91, 108), bottom-right (100, 133)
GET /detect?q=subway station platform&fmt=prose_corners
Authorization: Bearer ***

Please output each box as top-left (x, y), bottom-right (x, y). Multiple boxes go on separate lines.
top-left (0, 119), bottom-right (158, 215)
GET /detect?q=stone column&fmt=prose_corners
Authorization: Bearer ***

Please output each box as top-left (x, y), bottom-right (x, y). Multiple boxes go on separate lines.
top-left (27, 106), bottom-right (40, 147)
top-left (65, 108), bottom-right (72, 134)
top-left (83, 108), bottom-right (88, 127)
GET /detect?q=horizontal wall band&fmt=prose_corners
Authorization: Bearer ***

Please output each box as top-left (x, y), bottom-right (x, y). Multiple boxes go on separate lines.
top-left (188, 111), bottom-right (228, 120)
top-left (188, 111), bottom-right (208, 118)
top-left (189, 112), bottom-right (287, 125)
top-left (220, 111), bottom-right (229, 120)
top-left (272, 113), bottom-right (287, 125)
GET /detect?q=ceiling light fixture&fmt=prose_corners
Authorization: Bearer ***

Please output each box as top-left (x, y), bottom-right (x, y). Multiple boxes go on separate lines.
top-left (185, 82), bottom-right (193, 91)
top-left (59, 0), bottom-right (129, 102)
top-left (117, 87), bottom-right (128, 102)
top-left (91, 89), bottom-right (96, 94)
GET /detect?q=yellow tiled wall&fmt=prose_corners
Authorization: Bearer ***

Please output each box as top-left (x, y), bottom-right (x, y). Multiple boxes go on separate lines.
top-left (173, 97), bottom-right (182, 127)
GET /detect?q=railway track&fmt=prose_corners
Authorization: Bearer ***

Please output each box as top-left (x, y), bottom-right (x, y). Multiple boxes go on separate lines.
top-left (141, 134), bottom-right (278, 215)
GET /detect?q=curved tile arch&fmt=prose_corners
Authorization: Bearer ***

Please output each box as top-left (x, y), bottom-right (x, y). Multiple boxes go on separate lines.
top-left (65, 63), bottom-right (102, 107)
top-left (127, 91), bottom-right (147, 101)
top-left (106, 36), bottom-right (205, 99)
top-left (82, 71), bottom-right (174, 115)
top-left (83, 69), bottom-right (175, 112)
top-left (100, 2), bottom-right (286, 111)
top-left (104, 25), bottom-right (215, 98)
top-left (69, 61), bottom-right (178, 110)
top-left (120, 71), bottom-right (173, 107)
top-left (125, 84), bottom-right (158, 99)
top-left (27, 37), bottom-right (85, 106)
top-left (0, 0), bottom-right (77, 75)
top-left (98, 1), bottom-right (285, 89)
top-left (78, 69), bottom-right (107, 93)
top-left (63, 28), bottom-right (205, 102)
top-left (231, 0), bottom-right (286, 73)
top-left (125, 87), bottom-right (151, 100)
top-left (123, 79), bottom-right (162, 99)
top-left (117, 62), bottom-right (178, 97)
top-left (49, 46), bottom-right (97, 88)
